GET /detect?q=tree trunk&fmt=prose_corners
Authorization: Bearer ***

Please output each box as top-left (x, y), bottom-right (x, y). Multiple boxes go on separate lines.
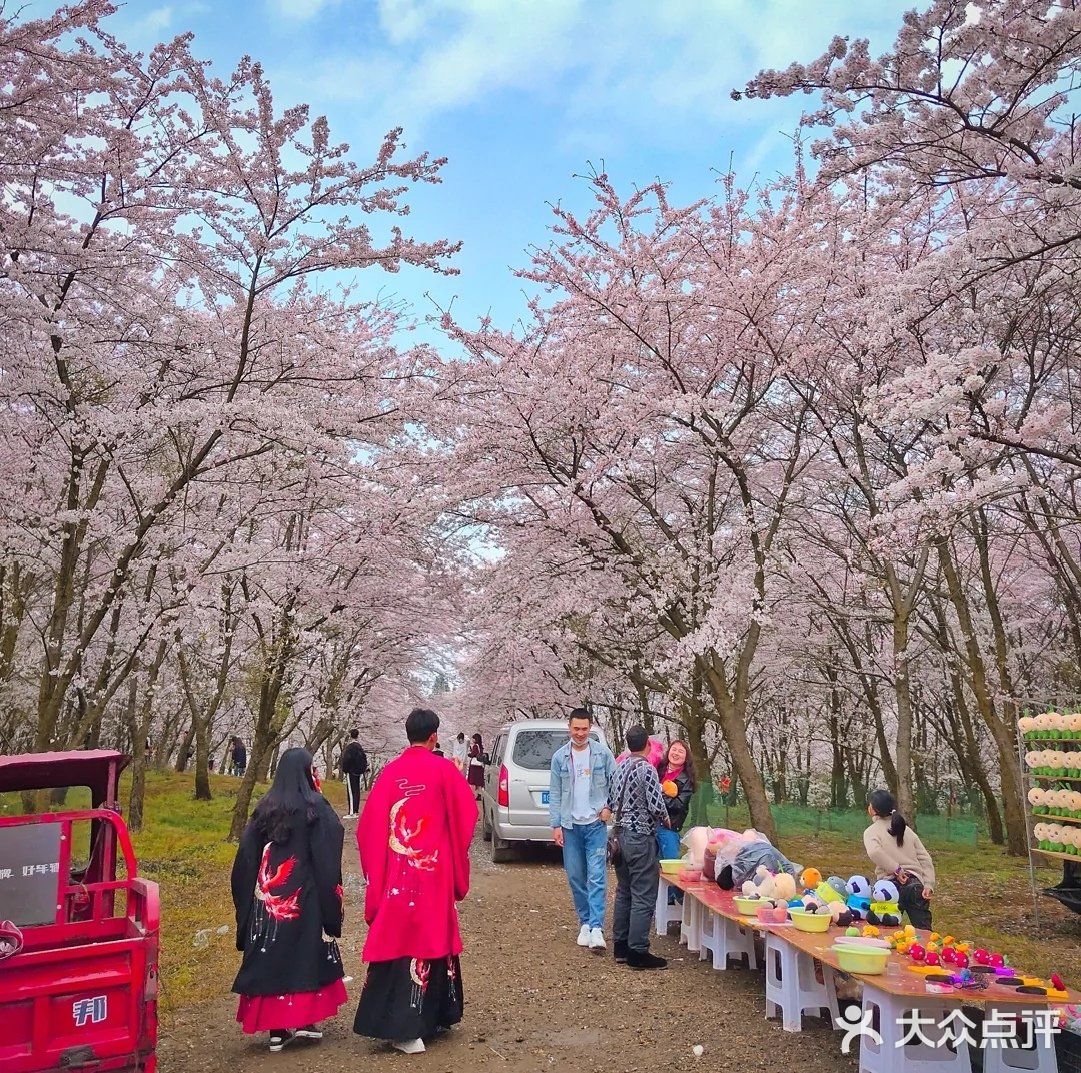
top-left (936, 539), bottom-right (1027, 854)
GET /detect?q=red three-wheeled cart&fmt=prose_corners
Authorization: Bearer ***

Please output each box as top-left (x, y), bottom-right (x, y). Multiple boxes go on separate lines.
top-left (0, 751), bottom-right (159, 1072)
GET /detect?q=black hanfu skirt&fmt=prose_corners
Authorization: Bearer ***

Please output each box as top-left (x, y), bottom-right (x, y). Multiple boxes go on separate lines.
top-left (353, 955), bottom-right (464, 1042)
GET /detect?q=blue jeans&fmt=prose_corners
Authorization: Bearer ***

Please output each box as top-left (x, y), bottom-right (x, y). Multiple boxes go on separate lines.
top-left (656, 826), bottom-right (683, 904)
top-left (562, 820), bottom-right (608, 929)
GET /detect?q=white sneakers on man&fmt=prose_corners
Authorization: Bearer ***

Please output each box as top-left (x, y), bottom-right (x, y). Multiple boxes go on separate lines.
top-left (576, 924), bottom-right (591, 947)
top-left (589, 927), bottom-right (606, 952)
top-left (393, 1038), bottom-right (426, 1054)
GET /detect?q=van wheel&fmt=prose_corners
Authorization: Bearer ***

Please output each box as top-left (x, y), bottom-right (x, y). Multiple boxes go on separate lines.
top-left (491, 828), bottom-right (513, 863)
top-left (482, 806), bottom-right (492, 842)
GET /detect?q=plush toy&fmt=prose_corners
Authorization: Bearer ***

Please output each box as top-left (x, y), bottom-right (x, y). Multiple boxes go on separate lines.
top-left (661, 780), bottom-right (678, 797)
top-left (743, 865), bottom-right (778, 900)
top-left (1035, 822), bottom-right (1049, 849)
top-left (1028, 786), bottom-right (1047, 814)
top-left (816, 878), bottom-right (846, 904)
top-left (846, 875), bottom-right (872, 919)
top-left (826, 901), bottom-right (855, 928)
top-left (1019, 715), bottom-right (1037, 740)
top-left (771, 872), bottom-right (798, 905)
top-left (867, 879), bottom-right (902, 927)
top-left (800, 867), bottom-right (822, 891)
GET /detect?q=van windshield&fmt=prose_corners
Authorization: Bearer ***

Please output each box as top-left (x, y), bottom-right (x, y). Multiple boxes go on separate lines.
top-left (511, 730), bottom-right (598, 770)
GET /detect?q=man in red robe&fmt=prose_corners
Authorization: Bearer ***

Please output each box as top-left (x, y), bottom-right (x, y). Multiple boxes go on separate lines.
top-left (353, 708), bottom-right (478, 1054)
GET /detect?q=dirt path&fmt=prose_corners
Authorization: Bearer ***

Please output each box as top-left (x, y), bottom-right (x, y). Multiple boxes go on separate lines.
top-left (160, 829), bottom-right (855, 1073)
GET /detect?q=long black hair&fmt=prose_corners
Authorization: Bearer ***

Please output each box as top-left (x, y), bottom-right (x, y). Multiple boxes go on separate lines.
top-left (251, 747), bottom-right (322, 844)
top-left (868, 788), bottom-right (908, 847)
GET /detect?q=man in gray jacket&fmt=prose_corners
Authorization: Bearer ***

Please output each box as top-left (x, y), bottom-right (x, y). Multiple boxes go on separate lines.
top-left (610, 725), bottom-right (671, 969)
top-left (549, 708), bottom-right (617, 952)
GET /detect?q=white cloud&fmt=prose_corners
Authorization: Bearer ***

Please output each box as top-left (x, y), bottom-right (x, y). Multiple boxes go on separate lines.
top-left (291, 0), bottom-right (908, 151)
top-left (269, 0), bottom-right (342, 19)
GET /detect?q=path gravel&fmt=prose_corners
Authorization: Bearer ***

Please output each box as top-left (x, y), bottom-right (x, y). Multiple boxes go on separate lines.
top-left (160, 829), bottom-right (856, 1072)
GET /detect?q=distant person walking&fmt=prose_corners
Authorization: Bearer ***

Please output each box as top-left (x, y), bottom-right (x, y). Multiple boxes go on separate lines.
top-left (230, 748), bottom-right (346, 1054)
top-left (354, 708), bottom-right (478, 1054)
top-left (230, 737), bottom-right (247, 778)
top-left (340, 730), bottom-right (369, 819)
top-left (863, 788), bottom-right (936, 929)
top-left (466, 734), bottom-right (486, 797)
top-left (548, 708), bottom-right (616, 953)
top-left (610, 725), bottom-right (670, 969)
top-left (452, 732), bottom-right (468, 775)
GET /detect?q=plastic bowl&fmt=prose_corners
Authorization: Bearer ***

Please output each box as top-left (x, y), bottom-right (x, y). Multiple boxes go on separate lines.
top-left (791, 911), bottom-right (831, 933)
top-left (835, 936), bottom-right (890, 949)
top-left (659, 859), bottom-right (684, 875)
top-left (733, 896), bottom-right (761, 915)
top-left (831, 945), bottom-right (890, 975)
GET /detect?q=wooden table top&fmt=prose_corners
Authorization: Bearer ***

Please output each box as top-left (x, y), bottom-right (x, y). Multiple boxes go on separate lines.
top-left (664, 870), bottom-right (1078, 1008)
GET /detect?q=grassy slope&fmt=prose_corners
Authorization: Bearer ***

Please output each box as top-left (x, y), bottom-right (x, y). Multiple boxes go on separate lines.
top-left (130, 775), bottom-right (1081, 1024)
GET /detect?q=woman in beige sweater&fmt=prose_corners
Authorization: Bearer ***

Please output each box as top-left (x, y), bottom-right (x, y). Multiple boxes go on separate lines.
top-left (863, 789), bottom-right (936, 929)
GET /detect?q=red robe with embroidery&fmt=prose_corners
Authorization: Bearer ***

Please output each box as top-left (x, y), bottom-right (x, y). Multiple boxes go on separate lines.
top-left (357, 745), bottom-right (478, 963)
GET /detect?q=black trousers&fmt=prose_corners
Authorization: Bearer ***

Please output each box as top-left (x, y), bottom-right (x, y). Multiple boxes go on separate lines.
top-left (897, 875), bottom-right (932, 929)
top-left (346, 774), bottom-right (362, 814)
top-left (613, 827), bottom-right (660, 954)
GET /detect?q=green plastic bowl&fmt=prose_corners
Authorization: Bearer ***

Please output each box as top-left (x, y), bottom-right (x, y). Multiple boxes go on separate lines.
top-left (733, 896), bottom-right (761, 915)
top-left (830, 944), bottom-right (890, 975)
top-left (659, 858), bottom-right (684, 875)
top-left (791, 911), bottom-right (831, 933)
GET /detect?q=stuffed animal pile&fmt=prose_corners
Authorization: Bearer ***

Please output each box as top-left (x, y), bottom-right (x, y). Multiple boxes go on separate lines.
top-left (1025, 749), bottom-right (1081, 778)
top-left (1028, 786), bottom-right (1081, 818)
top-left (1034, 822), bottom-right (1081, 855)
top-left (1019, 712), bottom-right (1081, 740)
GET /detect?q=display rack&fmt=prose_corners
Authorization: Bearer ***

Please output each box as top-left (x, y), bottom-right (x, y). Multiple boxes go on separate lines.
top-left (1020, 717), bottom-right (1081, 917)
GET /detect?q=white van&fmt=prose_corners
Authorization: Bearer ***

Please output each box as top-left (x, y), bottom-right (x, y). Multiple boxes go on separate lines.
top-left (480, 718), bottom-right (605, 862)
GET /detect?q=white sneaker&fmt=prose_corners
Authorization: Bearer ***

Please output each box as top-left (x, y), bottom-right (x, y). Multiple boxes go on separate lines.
top-left (589, 927), bottom-right (606, 952)
top-left (576, 923), bottom-right (591, 947)
top-left (393, 1038), bottom-right (426, 1054)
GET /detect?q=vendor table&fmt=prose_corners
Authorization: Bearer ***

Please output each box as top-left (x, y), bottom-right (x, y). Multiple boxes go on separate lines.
top-left (657, 867), bottom-right (1077, 1073)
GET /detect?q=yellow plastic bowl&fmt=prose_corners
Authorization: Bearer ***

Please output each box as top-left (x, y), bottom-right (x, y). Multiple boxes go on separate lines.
top-left (659, 859), bottom-right (684, 875)
top-left (733, 896), bottom-right (761, 915)
top-left (830, 944), bottom-right (890, 975)
top-left (791, 911), bottom-right (831, 933)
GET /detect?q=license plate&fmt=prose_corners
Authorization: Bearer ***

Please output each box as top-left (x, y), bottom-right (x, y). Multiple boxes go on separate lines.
top-left (541, 791), bottom-right (550, 805)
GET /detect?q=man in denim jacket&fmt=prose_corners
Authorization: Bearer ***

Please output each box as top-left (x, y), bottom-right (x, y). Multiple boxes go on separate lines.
top-left (549, 708), bottom-right (617, 952)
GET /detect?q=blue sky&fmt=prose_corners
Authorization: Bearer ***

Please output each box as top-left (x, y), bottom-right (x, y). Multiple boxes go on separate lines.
top-left (100, 0), bottom-right (911, 335)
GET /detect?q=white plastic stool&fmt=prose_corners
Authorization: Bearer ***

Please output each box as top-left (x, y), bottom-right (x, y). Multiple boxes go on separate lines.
top-left (983, 1043), bottom-right (1058, 1073)
top-left (764, 932), bottom-right (839, 1032)
top-left (857, 988), bottom-right (971, 1073)
top-left (698, 909), bottom-right (758, 970)
top-left (654, 877), bottom-right (683, 935)
top-left (680, 893), bottom-right (701, 952)
top-left (981, 1005), bottom-right (1058, 1073)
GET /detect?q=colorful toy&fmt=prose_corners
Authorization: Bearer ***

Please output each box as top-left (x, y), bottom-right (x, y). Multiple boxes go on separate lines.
top-left (846, 875), bottom-right (872, 920)
top-left (867, 879), bottom-right (901, 926)
top-left (815, 878), bottom-right (846, 904)
top-left (800, 867), bottom-right (822, 890)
